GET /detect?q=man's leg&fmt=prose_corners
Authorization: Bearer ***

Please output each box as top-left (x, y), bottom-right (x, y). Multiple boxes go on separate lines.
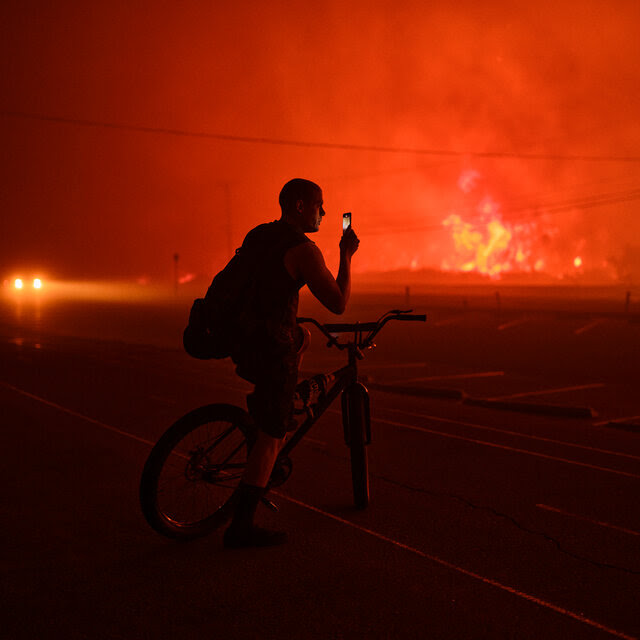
top-left (223, 431), bottom-right (287, 548)
top-left (243, 430), bottom-right (283, 487)
top-left (224, 343), bottom-right (300, 548)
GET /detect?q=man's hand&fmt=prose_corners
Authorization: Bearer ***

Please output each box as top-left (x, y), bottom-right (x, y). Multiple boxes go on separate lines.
top-left (339, 227), bottom-right (360, 258)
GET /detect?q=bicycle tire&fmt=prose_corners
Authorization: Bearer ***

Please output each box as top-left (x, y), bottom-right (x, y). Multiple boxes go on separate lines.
top-left (346, 388), bottom-right (370, 509)
top-left (139, 403), bottom-right (254, 540)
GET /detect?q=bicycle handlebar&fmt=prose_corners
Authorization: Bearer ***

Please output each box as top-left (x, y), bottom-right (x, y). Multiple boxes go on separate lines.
top-left (322, 322), bottom-right (379, 333)
top-left (297, 310), bottom-right (426, 350)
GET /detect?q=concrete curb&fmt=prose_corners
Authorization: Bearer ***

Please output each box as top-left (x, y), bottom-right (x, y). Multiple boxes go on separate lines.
top-left (463, 397), bottom-right (596, 419)
top-left (365, 381), bottom-right (595, 419)
top-left (602, 420), bottom-right (640, 433)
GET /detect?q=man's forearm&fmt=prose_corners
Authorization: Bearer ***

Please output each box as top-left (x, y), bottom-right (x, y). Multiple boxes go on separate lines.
top-left (336, 253), bottom-right (352, 312)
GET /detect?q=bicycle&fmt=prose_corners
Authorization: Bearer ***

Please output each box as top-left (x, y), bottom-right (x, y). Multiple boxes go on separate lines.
top-left (139, 309), bottom-right (426, 540)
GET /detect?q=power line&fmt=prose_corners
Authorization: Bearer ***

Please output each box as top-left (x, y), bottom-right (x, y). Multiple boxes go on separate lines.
top-left (3, 110), bottom-right (640, 163)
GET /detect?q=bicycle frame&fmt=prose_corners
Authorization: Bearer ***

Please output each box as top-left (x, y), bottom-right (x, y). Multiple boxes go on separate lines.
top-left (278, 310), bottom-right (426, 460)
top-left (278, 354), bottom-right (361, 460)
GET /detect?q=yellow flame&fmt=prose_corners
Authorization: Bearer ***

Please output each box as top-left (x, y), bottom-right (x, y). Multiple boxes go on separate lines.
top-left (443, 214), bottom-right (518, 278)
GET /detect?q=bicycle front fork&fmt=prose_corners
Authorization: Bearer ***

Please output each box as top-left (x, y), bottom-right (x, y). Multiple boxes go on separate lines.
top-left (341, 382), bottom-right (371, 446)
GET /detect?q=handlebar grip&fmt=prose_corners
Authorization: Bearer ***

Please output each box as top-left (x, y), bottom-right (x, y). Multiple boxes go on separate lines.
top-left (396, 314), bottom-right (426, 322)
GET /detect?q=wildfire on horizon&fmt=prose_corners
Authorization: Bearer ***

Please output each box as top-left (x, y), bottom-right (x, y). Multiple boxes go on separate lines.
top-left (438, 170), bottom-right (596, 281)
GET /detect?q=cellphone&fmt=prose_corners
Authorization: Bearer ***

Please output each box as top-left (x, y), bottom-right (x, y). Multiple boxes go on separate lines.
top-left (342, 212), bottom-right (352, 231)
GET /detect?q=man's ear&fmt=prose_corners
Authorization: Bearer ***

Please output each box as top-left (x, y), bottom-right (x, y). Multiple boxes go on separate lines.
top-left (295, 199), bottom-right (305, 214)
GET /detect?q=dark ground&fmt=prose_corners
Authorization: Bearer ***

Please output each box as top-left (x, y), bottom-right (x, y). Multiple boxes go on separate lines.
top-left (1, 287), bottom-right (639, 639)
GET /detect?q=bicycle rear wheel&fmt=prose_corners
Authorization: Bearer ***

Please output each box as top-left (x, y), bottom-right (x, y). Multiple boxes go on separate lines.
top-left (139, 404), bottom-right (253, 540)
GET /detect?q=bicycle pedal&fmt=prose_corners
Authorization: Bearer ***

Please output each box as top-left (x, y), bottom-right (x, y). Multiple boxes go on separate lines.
top-left (261, 496), bottom-right (279, 512)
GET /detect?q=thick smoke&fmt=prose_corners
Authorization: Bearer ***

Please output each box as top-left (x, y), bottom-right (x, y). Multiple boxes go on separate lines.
top-left (1, 0), bottom-right (638, 283)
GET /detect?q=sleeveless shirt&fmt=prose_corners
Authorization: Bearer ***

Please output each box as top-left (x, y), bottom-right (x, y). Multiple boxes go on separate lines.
top-left (240, 220), bottom-right (312, 354)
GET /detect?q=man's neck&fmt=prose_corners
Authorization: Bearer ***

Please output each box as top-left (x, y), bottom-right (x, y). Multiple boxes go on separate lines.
top-left (278, 215), bottom-right (305, 233)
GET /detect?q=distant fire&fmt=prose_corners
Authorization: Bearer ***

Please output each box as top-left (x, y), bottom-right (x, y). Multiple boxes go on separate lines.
top-left (361, 169), bottom-right (624, 282)
top-left (441, 213), bottom-right (540, 278)
top-left (441, 173), bottom-right (542, 279)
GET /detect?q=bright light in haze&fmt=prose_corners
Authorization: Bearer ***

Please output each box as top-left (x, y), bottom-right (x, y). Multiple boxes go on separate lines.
top-left (14, 278), bottom-right (23, 289)
top-left (33, 278), bottom-right (42, 289)
top-left (574, 256), bottom-right (583, 268)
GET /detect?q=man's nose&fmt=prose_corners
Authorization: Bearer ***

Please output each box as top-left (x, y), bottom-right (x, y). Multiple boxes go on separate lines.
top-left (320, 207), bottom-right (325, 217)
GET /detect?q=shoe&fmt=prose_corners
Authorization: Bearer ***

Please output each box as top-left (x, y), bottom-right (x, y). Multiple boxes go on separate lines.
top-left (223, 525), bottom-right (288, 549)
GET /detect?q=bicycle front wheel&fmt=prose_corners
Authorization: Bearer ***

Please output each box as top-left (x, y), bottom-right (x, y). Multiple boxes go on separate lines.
top-left (140, 404), bottom-right (253, 540)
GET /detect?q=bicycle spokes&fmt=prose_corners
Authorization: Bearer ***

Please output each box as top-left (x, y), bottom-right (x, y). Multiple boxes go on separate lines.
top-left (155, 420), bottom-right (248, 526)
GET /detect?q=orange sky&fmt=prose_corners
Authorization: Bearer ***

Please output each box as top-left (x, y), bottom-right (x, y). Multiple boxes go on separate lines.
top-left (1, 0), bottom-right (639, 283)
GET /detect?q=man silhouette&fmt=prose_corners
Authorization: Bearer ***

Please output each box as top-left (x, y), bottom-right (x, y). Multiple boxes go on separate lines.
top-left (224, 178), bottom-right (359, 548)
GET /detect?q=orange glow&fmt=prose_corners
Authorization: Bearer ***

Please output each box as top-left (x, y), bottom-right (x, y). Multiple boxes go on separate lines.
top-left (574, 256), bottom-right (583, 268)
top-left (14, 278), bottom-right (23, 289)
top-left (33, 278), bottom-right (42, 289)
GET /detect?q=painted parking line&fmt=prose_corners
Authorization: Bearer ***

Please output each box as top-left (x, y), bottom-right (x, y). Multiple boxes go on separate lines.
top-left (594, 415), bottom-right (640, 427)
top-left (536, 504), bottom-right (639, 537)
top-left (276, 492), bottom-right (637, 640)
top-left (490, 382), bottom-right (606, 401)
top-left (10, 375), bottom-right (633, 479)
top-left (2, 380), bottom-right (634, 639)
top-left (498, 317), bottom-right (529, 331)
top-left (382, 407), bottom-right (640, 462)
top-left (575, 319), bottom-right (606, 335)
top-left (325, 409), bottom-right (640, 478)
top-left (1, 381), bottom-right (157, 447)
top-left (403, 371), bottom-right (504, 383)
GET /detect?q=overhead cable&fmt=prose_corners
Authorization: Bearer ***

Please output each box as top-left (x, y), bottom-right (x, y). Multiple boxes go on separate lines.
top-left (3, 110), bottom-right (640, 163)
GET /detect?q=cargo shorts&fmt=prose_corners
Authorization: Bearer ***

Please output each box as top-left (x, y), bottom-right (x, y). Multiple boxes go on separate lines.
top-left (234, 325), bottom-right (309, 439)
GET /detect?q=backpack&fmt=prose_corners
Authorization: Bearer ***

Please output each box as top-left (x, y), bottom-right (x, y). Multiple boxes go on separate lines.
top-left (183, 246), bottom-right (263, 360)
top-left (183, 225), bottom-right (296, 360)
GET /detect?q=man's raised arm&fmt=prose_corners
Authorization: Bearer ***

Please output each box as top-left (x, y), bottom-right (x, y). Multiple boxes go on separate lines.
top-left (287, 228), bottom-right (360, 315)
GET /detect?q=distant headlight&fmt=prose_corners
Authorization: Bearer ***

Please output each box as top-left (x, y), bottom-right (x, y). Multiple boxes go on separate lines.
top-left (11, 277), bottom-right (44, 290)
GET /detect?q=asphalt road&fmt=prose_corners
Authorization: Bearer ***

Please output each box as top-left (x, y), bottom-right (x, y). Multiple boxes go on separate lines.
top-left (1, 292), bottom-right (639, 639)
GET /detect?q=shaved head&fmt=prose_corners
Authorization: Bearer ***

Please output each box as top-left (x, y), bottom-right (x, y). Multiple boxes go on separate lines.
top-left (278, 179), bottom-right (321, 214)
